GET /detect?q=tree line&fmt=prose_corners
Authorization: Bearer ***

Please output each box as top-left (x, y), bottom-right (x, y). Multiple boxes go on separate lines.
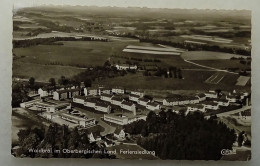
top-left (124, 111), bottom-right (236, 160)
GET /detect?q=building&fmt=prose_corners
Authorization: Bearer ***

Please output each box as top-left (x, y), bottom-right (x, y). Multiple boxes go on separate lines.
top-left (38, 87), bottom-right (55, 98)
top-left (20, 99), bottom-right (40, 108)
top-left (111, 96), bottom-right (124, 106)
top-left (88, 132), bottom-right (101, 143)
top-left (163, 96), bottom-right (199, 106)
top-left (146, 102), bottom-right (160, 111)
top-left (73, 95), bottom-right (86, 105)
top-left (196, 93), bottom-right (206, 101)
top-left (186, 104), bottom-right (205, 113)
top-left (213, 99), bottom-right (230, 106)
top-left (84, 88), bottom-right (98, 96)
top-left (94, 102), bottom-right (111, 113)
top-left (205, 91), bottom-right (218, 99)
top-left (113, 128), bottom-right (126, 140)
top-left (104, 114), bottom-right (128, 125)
top-left (53, 89), bottom-right (81, 100)
top-left (112, 87), bottom-right (125, 94)
top-left (100, 94), bottom-right (113, 102)
top-left (46, 103), bottom-right (70, 113)
top-left (129, 94), bottom-right (140, 102)
top-left (45, 112), bottom-right (60, 120)
top-left (115, 64), bottom-right (137, 70)
top-left (202, 101), bottom-right (219, 110)
top-left (84, 98), bottom-right (97, 108)
top-left (130, 90), bottom-right (144, 97)
top-left (138, 98), bottom-right (150, 107)
top-left (121, 101), bottom-right (136, 112)
top-left (59, 112), bottom-right (96, 128)
top-left (98, 87), bottom-right (111, 95)
top-left (226, 94), bottom-right (239, 103)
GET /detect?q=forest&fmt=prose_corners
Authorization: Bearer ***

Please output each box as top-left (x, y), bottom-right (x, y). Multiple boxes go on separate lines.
top-left (124, 111), bottom-right (237, 160)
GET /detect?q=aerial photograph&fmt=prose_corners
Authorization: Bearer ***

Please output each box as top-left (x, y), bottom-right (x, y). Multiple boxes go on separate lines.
top-left (11, 5), bottom-right (251, 160)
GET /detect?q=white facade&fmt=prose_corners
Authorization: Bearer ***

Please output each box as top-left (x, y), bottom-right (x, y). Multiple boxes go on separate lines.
top-left (129, 95), bottom-right (139, 102)
top-left (121, 102), bottom-right (136, 112)
top-left (163, 99), bottom-right (178, 106)
top-left (73, 97), bottom-right (85, 105)
top-left (112, 88), bottom-right (125, 94)
top-left (130, 91), bottom-right (144, 97)
top-left (138, 98), bottom-right (150, 107)
top-left (100, 94), bottom-right (113, 102)
top-left (146, 103), bottom-right (160, 111)
top-left (94, 104), bottom-right (111, 113)
top-left (84, 100), bottom-right (96, 108)
top-left (205, 92), bottom-right (218, 99)
top-left (114, 129), bottom-right (126, 140)
top-left (202, 103), bottom-right (219, 110)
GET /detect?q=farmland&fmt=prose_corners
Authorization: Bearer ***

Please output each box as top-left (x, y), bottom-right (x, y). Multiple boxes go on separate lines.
top-left (181, 51), bottom-right (247, 60)
top-left (205, 72), bottom-right (226, 84)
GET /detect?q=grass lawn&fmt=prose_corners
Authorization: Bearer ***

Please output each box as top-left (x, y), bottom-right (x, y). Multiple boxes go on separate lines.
top-left (107, 144), bottom-right (158, 160)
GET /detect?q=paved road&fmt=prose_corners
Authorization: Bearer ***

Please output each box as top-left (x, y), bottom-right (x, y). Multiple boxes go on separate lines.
top-left (205, 106), bottom-right (251, 119)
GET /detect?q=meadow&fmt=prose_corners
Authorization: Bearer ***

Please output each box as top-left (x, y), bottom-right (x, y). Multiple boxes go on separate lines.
top-left (181, 51), bottom-right (247, 60)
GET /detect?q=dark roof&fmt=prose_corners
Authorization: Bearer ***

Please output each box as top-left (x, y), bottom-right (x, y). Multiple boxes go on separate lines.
top-left (111, 96), bottom-right (124, 102)
top-left (196, 93), bottom-right (206, 98)
top-left (41, 86), bottom-right (56, 91)
top-left (187, 104), bottom-right (204, 109)
top-left (114, 128), bottom-right (124, 135)
top-left (121, 101), bottom-right (134, 106)
top-left (129, 94), bottom-right (140, 98)
top-left (202, 101), bottom-right (219, 106)
top-left (213, 99), bottom-right (229, 103)
top-left (166, 96), bottom-right (198, 102)
top-left (139, 98), bottom-right (150, 102)
top-left (74, 95), bottom-right (86, 100)
top-left (85, 98), bottom-right (97, 103)
top-left (56, 88), bottom-right (80, 94)
top-left (95, 102), bottom-right (109, 108)
top-left (147, 102), bottom-right (159, 107)
top-left (101, 94), bottom-right (113, 98)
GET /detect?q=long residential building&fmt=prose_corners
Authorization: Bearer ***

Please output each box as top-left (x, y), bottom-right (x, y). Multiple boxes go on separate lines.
top-left (53, 88), bottom-right (81, 100)
top-left (146, 102), bottom-right (160, 111)
top-left (104, 113), bottom-right (146, 125)
top-left (163, 96), bottom-right (199, 106)
top-left (121, 101), bottom-right (136, 113)
top-left (138, 98), bottom-right (150, 107)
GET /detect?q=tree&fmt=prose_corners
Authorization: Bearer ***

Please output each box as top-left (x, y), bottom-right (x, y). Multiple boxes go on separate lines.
top-left (49, 78), bottom-right (56, 86)
top-left (84, 79), bottom-right (92, 87)
top-left (29, 77), bottom-right (35, 87)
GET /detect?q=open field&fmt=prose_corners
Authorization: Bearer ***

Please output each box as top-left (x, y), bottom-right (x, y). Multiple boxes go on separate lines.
top-left (96, 71), bottom-right (247, 91)
top-left (181, 51), bottom-right (247, 60)
top-left (190, 60), bottom-right (250, 70)
top-left (205, 72), bottom-right (226, 84)
top-left (13, 61), bottom-right (85, 81)
top-left (236, 76), bottom-right (250, 86)
top-left (123, 45), bottom-right (185, 55)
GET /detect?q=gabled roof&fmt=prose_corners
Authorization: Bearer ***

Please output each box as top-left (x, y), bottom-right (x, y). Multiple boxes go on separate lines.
top-left (101, 94), bottom-right (113, 98)
top-left (85, 98), bottom-right (97, 103)
top-left (121, 101), bottom-right (135, 106)
top-left (187, 104), bottom-right (204, 109)
top-left (74, 95), bottom-right (86, 100)
top-left (95, 102), bottom-right (110, 108)
top-left (139, 98), bottom-right (150, 102)
top-left (111, 96), bottom-right (124, 102)
top-left (196, 93), bottom-right (206, 98)
top-left (129, 94), bottom-right (140, 98)
top-left (202, 101), bottom-right (219, 106)
top-left (147, 102), bottom-right (159, 107)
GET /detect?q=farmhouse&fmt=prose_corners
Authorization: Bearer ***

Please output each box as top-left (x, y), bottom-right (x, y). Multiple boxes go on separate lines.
top-left (84, 98), bottom-right (97, 108)
top-left (73, 95), bottom-right (86, 105)
top-left (130, 90), bottom-right (144, 97)
top-left (146, 102), bottom-right (160, 111)
top-left (186, 104), bottom-right (205, 113)
top-left (121, 101), bottom-right (136, 112)
top-left (205, 91), bottom-right (218, 99)
top-left (111, 96), bottom-right (124, 106)
top-left (112, 87), bottom-right (125, 94)
top-left (196, 93), bottom-right (206, 101)
top-left (138, 98), bottom-right (150, 106)
top-left (94, 102), bottom-right (111, 113)
top-left (202, 101), bottom-right (219, 110)
top-left (129, 94), bottom-right (140, 102)
top-left (213, 99), bottom-right (230, 106)
top-left (100, 94), bottom-right (113, 102)
top-left (114, 128), bottom-right (126, 140)
top-left (115, 64), bottom-right (137, 70)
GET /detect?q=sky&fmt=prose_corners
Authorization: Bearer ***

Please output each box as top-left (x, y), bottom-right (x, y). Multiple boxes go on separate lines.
top-left (13, 0), bottom-right (253, 10)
